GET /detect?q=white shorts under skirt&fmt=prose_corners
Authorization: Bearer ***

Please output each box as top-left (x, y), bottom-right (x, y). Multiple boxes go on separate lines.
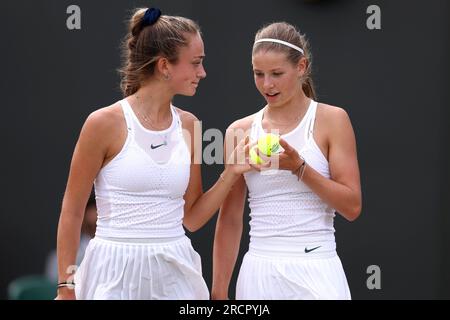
top-left (74, 235), bottom-right (209, 300)
top-left (236, 238), bottom-right (351, 300)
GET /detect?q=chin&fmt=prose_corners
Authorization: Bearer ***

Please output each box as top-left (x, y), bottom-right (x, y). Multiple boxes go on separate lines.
top-left (266, 100), bottom-right (282, 108)
top-left (268, 97), bottom-right (289, 108)
top-left (178, 89), bottom-right (196, 97)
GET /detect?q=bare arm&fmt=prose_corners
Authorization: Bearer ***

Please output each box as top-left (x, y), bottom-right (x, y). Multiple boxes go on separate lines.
top-left (211, 175), bottom-right (247, 299)
top-left (183, 164), bottom-right (240, 232)
top-left (181, 113), bottom-right (251, 232)
top-left (302, 108), bottom-right (361, 220)
top-left (55, 110), bottom-right (114, 299)
top-left (211, 123), bottom-right (249, 299)
top-left (277, 107), bottom-right (362, 221)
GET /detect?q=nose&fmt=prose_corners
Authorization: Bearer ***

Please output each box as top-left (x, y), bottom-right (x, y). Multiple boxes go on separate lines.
top-left (198, 64), bottom-right (206, 79)
top-left (263, 76), bottom-right (274, 90)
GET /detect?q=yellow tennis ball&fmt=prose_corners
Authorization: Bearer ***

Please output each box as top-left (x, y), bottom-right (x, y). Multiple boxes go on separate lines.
top-left (250, 146), bottom-right (263, 164)
top-left (257, 133), bottom-right (280, 156)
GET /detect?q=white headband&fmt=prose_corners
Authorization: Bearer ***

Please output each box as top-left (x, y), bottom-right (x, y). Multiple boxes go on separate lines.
top-left (254, 38), bottom-right (304, 55)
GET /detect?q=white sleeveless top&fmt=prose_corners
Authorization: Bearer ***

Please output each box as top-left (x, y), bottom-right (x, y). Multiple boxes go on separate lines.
top-left (243, 100), bottom-right (336, 243)
top-left (94, 99), bottom-right (191, 239)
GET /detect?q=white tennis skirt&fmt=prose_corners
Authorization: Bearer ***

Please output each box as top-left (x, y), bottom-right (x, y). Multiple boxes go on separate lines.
top-left (74, 235), bottom-right (209, 300)
top-left (236, 238), bottom-right (351, 300)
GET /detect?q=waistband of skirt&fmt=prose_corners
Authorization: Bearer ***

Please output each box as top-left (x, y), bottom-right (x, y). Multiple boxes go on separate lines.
top-left (94, 234), bottom-right (187, 245)
top-left (249, 236), bottom-right (337, 258)
top-left (95, 225), bottom-right (185, 240)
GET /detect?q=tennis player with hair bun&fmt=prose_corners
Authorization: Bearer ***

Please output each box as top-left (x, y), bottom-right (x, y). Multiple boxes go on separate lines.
top-left (55, 7), bottom-right (252, 300)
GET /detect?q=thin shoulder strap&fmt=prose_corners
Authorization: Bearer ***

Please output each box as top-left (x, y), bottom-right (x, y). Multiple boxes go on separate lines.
top-left (170, 105), bottom-right (184, 136)
top-left (305, 100), bottom-right (318, 140)
top-left (250, 108), bottom-right (265, 142)
top-left (119, 98), bottom-right (134, 133)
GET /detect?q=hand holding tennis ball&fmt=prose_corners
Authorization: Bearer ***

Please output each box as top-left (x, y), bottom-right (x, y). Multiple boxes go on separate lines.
top-left (250, 133), bottom-right (281, 165)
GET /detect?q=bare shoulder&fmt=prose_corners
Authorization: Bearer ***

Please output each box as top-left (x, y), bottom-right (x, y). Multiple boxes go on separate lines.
top-left (316, 103), bottom-right (353, 131)
top-left (85, 102), bottom-right (124, 130)
top-left (174, 106), bottom-right (199, 127)
top-left (80, 102), bottom-right (126, 148)
top-left (316, 102), bottom-right (356, 151)
top-left (227, 113), bottom-right (258, 132)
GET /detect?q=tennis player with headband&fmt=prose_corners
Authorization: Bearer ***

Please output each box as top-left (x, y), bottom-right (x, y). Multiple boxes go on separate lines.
top-left (212, 22), bottom-right (362, 300)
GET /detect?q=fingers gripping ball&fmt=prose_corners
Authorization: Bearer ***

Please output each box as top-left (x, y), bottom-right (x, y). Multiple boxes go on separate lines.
top-left (250, 133), bottom-right (281, 164)
top-left (250, 147), bottom-right (263, 164)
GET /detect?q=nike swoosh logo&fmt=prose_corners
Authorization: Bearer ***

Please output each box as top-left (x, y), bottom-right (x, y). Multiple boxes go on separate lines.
top-left (150, 143), bottom-right (166, 149)
top-left (304, 246), bottom-right (321, 253)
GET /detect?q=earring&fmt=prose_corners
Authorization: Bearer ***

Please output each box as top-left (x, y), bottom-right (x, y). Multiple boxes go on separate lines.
top-left (164, 73), bottom-right (171, 80)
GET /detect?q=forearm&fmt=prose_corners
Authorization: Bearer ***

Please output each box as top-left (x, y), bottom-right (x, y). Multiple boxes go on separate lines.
top-left (56, 210), bottom-right (84, 283)
top-left (184, 168), bottom-right (239, 231)
top-left (212, 214), bottom-right (243, 299)
top-left (301, 164), bottom-right (361, 221)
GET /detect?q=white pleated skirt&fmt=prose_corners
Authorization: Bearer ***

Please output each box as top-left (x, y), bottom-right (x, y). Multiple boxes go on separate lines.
top-left (74, 236), bottom-right (209, 300)
top-left (236, 238), bottom-right (351, 300)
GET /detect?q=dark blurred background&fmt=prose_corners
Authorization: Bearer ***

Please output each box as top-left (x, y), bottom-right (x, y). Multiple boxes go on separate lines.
top-left (0, 0), bottom-right (448, 299)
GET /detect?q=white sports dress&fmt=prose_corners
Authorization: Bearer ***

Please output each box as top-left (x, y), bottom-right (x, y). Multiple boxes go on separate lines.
top-left (74, 99), bottom-right (209, 300)
top-left (238, 99), bottom-right (351, 300)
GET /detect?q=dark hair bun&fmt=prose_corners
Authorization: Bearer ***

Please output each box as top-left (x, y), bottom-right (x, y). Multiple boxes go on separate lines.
top-left (142, 8), bottom-right (162, 27)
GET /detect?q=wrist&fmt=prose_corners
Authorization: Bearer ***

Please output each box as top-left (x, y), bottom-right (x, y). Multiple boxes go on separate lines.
top-left (56, 286), bottom-right (76, 296)
top-left (292, 155), bottom-right (305, 174)
top-left (293, 155), bottom-right (307, 181)
top-left (221, 167), bottom-right (239, 183)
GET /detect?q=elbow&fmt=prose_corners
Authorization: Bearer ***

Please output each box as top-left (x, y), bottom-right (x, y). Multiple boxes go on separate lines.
top-left (344, 203), bottom-right (362, 222)
top-left (184, 222), bottom-right (201, 233)
top-left (183, 219), bottom-right (200, 232)
top-left (342, 191), bottom-right (362, 222)
top-left (183, 214), bottom-right (202, 232)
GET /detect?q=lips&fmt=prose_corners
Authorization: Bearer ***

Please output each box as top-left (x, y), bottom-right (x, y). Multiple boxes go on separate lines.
top-left (265, 92), bottom-right (280, 98)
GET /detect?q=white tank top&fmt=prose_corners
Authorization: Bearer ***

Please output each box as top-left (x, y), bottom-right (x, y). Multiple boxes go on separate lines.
top-left (243, 100), bottom-right (336, 243)
top-left (94, 99), bottom-right (191, 239)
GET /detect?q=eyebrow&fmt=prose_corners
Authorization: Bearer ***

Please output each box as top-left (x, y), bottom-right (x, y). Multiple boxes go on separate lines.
top-left (253, 68), bottom-right (283, 72)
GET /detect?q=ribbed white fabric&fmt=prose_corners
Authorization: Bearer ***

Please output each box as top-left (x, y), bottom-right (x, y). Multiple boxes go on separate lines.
top-left (94, 99), bottom-right (191, 239)
top-left (74, 236), bottom-right (209, 300)
top-left (243, 99), bottom-right (336, 242)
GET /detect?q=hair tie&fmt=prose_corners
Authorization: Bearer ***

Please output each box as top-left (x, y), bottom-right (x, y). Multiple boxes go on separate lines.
top-left (142, 8), bottom-right (162, 27)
